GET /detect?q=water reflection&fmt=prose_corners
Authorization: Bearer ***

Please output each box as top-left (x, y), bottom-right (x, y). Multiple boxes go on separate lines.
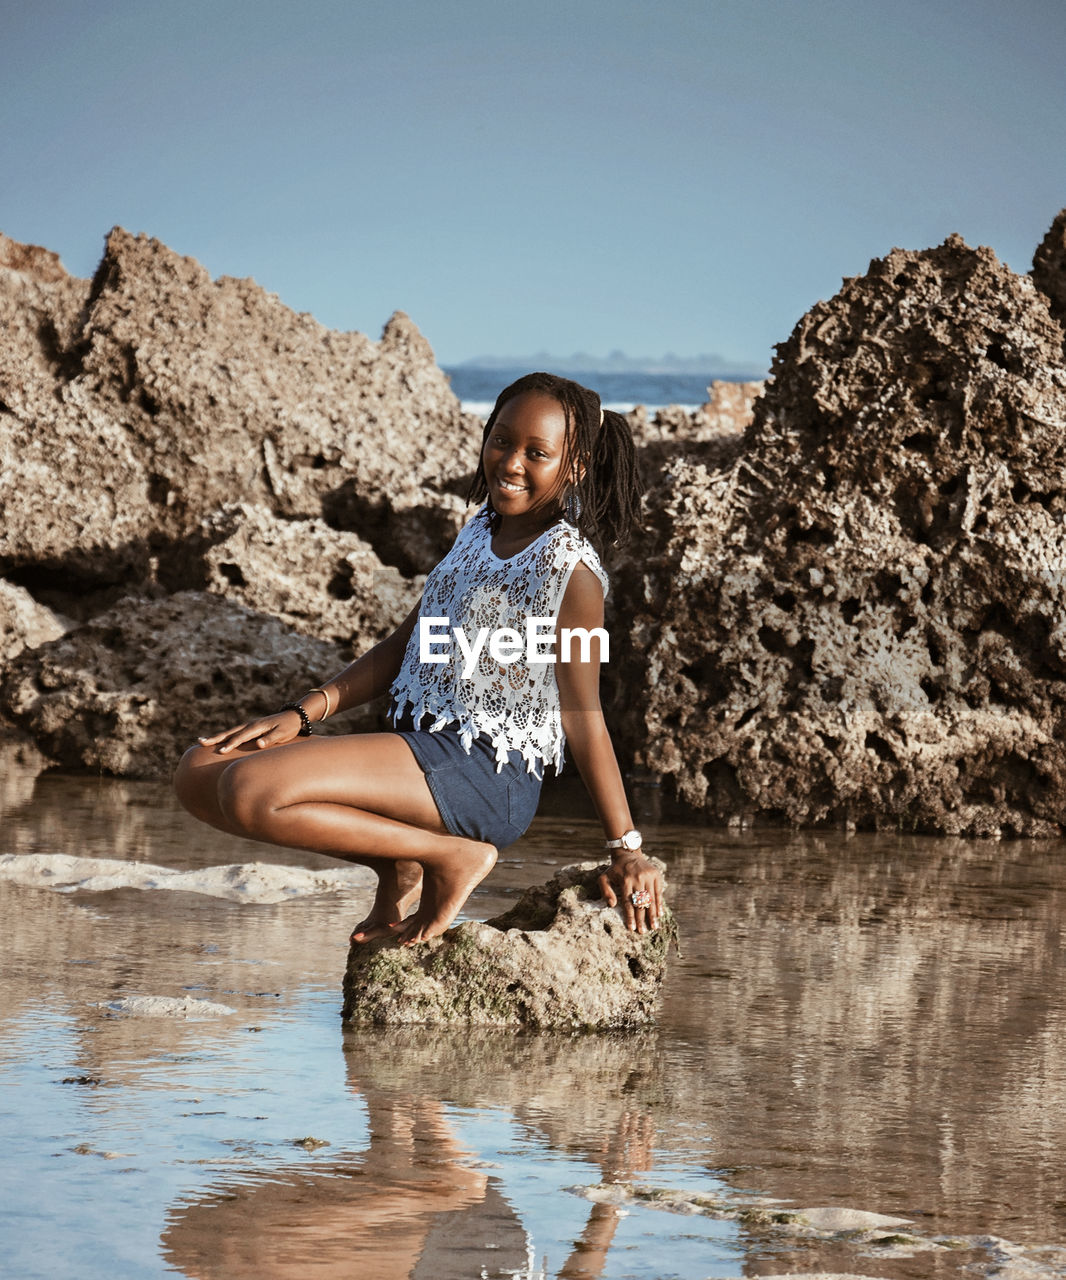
top-left (660, 832), bottom-right (1066, 1245)
top-left (4, 771), bottom-right (1066, 1277)
top-left (163, 1094), bottom-right (520, 1278)
top-left (0, 738), bottom-right (48, 817)
top-left (162, 1029), bottom-right (672, 1280)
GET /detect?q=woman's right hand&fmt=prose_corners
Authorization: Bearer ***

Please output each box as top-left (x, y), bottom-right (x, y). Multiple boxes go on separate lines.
top-left (197, 709), bottom-right (304, 754)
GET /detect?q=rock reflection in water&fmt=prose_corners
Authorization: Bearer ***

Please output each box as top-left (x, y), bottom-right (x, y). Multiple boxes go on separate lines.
top-left (162, 1029), bottom-right (666, 1280)
top-left (659, 830), bottom-right (1066, 1245)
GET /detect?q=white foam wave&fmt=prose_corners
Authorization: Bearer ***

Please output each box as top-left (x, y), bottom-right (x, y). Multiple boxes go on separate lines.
top-left (0, 853), bottom-right (376, 904)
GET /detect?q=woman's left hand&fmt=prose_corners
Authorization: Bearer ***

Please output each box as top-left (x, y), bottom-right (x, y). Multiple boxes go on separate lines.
top-left (599, 853), bottom-right (664, 933)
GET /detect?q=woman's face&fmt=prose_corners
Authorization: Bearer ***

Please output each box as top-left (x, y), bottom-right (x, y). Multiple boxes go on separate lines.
top-left (482, 391), bottom-right (575, 521)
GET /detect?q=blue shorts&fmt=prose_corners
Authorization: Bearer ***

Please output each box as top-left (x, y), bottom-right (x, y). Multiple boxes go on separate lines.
top-left (390, 707), bottom-right (543, 849)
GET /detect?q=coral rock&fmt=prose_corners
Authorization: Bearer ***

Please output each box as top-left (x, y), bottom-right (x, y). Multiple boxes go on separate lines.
top-left (614, 234), bottom-right (1066, 837)
top-left (0, 591), bottom-right (382, 779)
top-left (1032, 207), bottom-right (1066, 330)
top-left (0, 232), bottom-right (69, 283)
top-left (626, 379), bottom-right (762, 478)
top-left (0, 227), bottom-right (474, 591)
top-left (169, 502), bottom-right (421, 653)
top-left (342, 862), bottom-right (675, 1028)
top-left (0, 578), bottom-right (70, 664)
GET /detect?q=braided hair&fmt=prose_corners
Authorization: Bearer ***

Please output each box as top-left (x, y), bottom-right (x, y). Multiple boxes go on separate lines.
top-left (466, 371), bottom-right (643, 551)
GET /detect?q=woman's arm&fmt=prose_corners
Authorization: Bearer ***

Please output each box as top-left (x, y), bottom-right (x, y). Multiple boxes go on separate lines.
top-left (315, 596), bottom-right (423, 717)
top-left (556, 565), bottom-right (664, 932)
top-left (199, 595), bottom-right (423, 754)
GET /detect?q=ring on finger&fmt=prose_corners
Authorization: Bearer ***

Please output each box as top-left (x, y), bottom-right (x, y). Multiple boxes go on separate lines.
top-left (629, 889), bottom-right (652, 908)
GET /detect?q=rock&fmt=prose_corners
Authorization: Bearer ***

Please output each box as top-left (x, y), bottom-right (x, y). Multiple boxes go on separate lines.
top-left (701, 378), bottom-right (764, 433)
top-left (0, 591), bottom-right (384, 779)
top-left (644, 378), bottom-right (762, 443)
top-left (1032, 207), bottom-right (1066, 329)
top-left (626, 379), bottom-right (761, 477)
top-left (0, 578), bottom-right (70, 663)
top-left (0, 227), bottom-right (476, 595)
top-left (0, 232), bottom-right (89, 424)
top-left (0, 232), bottom-right (70, 284)
top-left (167, 502), bottom-right (422, 652)
top-left (614, 233), bottom-right (1066, 836)
top-left (795, 1207), bottom-right (912, 1233)
top-left (342, 861), bottom-right (675, 1028)
top-left (96, 995), bottom-right (235, 1019)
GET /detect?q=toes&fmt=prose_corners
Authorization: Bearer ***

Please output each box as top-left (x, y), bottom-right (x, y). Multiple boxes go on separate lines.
top-left (394, 919), bottom-right (426, 947)
top-left (392, 912), bottom-right (441, 947)
top-left (350, 920), bottom-right (400, 943)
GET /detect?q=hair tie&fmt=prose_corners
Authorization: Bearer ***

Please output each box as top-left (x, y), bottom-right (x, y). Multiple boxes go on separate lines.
top-left (599, 407), bottom-right (605, 427)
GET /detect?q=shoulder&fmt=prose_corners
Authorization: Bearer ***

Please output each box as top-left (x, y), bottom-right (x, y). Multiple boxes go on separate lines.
top-left (560, 560), bottom-right (607, 616)
top-left (443, 503), bottom-right (491, 557)
top-left (461, 503), bottom-right (491, 538)
top-left (544, 522), bottom-right (609, 597)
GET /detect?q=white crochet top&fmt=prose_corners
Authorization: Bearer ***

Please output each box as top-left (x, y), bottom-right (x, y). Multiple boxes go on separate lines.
top-left (388, 504), bottom-right (609, 777)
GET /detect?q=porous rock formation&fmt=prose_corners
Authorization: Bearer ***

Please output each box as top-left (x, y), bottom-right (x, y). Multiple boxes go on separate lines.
top-left (0, 579), bottom-right (70, 665)
top-left (1032, 208), bottom-right (1066, 330)
top-left (615, 225), bottom-right (1066, 836)
top-left (342, 862), bottom-right (675, 1028)
top-left (0, 227), bottom-right (457, 775)
top-left (172, 502), bottom-right (420, 652)
top-left (0, 226), bottom-right (475, 591)
top-left (0, 592), bottom-right (383, 777)
top-left (626, 378), bottom-right (760, 478)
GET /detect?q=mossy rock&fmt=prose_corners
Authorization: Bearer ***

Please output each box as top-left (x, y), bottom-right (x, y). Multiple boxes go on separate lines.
top-left (342, 861), bottom-right (676, 1029)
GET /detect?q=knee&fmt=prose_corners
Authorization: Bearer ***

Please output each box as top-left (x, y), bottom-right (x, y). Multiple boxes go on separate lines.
top-left (216, 760), bottom-right (274, 835)
top-left (173, 744), bottom-right (215, 820)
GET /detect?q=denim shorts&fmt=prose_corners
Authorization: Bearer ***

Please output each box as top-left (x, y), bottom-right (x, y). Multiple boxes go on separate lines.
top-left (389, 707), bottom-right (543, 849)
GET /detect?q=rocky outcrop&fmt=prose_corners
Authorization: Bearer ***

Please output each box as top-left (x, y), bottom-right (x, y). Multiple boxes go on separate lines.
top-left (615, 228), bottom-right (1066, 836)
top-left (7, 214), bottom-right (1066, 836)
top-left (626, 378), bottom-right (761, 477)
top-left (1032, 207), bottom-right (1066, 329)
top-left (168, 502), bottom-right (420, 653)
top-left (342, 862), bottom-right (676, 1028)
top-left (0, 226), bottom-right (476, 591)
top-left (0, 232), bottom-right (69, 283)
top-left (0, 591), bottom-right (385, 778)
top-left (0, 226), bottom-right (468, 776)
top-left (0, 579), bottom-right (70, 664)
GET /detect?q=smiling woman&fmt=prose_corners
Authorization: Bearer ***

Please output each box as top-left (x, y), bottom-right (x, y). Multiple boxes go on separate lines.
top-left (174, 371), bottom-right (662, 946)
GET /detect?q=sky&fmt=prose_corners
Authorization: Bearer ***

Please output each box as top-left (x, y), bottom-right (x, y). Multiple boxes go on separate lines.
top-left (2, 0), bottom-right (1064, 370)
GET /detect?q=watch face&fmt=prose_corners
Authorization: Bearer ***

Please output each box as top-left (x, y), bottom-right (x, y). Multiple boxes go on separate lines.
top-left (623, 830), bottom-right (642, 850)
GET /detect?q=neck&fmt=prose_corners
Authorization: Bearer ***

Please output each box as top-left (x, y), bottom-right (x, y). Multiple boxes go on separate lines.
top-left (494, 503), bottom-right (563, 543)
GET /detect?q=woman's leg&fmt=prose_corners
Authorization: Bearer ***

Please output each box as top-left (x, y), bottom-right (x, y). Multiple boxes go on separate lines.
top-left (175, 735), bottom-right (424, 937)
top-left (173, 734), bottom-right (497, 944)
top-left (175, 732), bottom-right (424, 942)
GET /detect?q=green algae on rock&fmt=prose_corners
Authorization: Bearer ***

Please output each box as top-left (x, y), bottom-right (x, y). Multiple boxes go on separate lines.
top-left (341, 861), bottom-right (676, 1028)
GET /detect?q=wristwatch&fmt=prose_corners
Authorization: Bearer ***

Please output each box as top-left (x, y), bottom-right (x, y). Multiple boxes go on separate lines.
top-left (605, 829), bottom-right (642, 852)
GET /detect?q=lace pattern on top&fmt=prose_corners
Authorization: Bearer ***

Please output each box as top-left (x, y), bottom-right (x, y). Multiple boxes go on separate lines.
top-left (388, 505), bottom-right (609, 778)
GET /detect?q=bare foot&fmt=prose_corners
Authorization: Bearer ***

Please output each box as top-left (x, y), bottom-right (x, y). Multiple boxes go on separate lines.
top-left (393, 840), bottom-right (498, 946)
top-left (350, 860), bottom-right (424, 943)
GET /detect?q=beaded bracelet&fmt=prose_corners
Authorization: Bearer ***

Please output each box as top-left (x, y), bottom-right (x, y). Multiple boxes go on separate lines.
top-left (281, 701), bottom-right (314, 736)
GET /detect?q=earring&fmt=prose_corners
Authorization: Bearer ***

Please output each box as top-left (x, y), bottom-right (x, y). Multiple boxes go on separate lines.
top-left (565, 486), bottom-right (582, 524)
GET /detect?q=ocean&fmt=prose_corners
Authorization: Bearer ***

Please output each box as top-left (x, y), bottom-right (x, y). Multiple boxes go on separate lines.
top-left (443, 367), bottom-right (763, 417)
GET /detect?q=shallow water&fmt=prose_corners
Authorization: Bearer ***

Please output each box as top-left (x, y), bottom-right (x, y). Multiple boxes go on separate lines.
top-left (3, 754), bottom-right (1066, 1279)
